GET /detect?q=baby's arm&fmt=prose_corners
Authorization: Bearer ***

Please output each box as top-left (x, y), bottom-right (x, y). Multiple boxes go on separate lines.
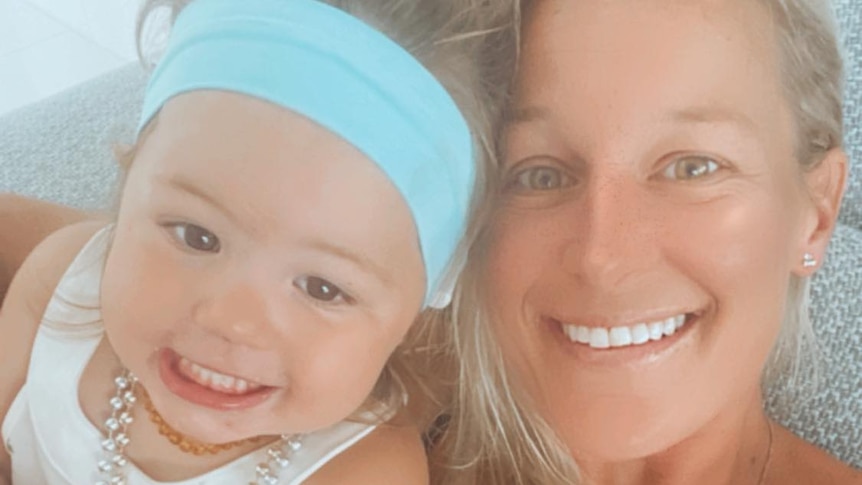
top-left (304, 423), bottom-right (429, 485)
top-left (0, 194), bottom-right (93, 304)
top-left (0, 221), bottom-right (105, 481)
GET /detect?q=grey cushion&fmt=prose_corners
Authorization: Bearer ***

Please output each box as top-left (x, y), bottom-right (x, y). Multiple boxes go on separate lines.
top-left (836, 0), bottom-right (862, 229)
top-left (0, 64), bottom-right (144, 210)
top-left (1, 5), bottom-right (861, 469)
top-left (765, 224), bottom-right (862, 467)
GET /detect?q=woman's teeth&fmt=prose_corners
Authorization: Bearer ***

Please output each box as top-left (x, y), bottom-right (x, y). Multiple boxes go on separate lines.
top-left (177, 357), bottom-right (263, 394)
top-left (563, 314), bottom-right (687, 349)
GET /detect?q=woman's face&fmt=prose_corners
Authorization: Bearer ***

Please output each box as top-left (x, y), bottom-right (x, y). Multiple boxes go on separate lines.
top-left (488, 0), bottom-right (826, 461)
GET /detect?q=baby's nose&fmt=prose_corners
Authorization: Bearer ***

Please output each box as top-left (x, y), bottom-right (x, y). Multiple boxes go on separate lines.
top-left (192, 278), bottom-right (281, 348)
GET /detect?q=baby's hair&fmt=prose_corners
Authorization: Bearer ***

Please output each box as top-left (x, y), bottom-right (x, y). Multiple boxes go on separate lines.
top-left (117, 0), bottom-right (519, 423)
top-left (431, 1), bottom-right (846, 484)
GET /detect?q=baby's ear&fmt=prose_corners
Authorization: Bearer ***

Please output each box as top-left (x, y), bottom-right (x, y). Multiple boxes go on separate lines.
top-left (795, 147), bottom-right (847, 275)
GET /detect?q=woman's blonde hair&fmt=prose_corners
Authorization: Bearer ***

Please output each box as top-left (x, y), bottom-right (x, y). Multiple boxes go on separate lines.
top-left (119, 0), bottom-right (520, 422)
top-left (761, 0), bottom-right (843, 406)
top-left (430, 0), bottom-right (845, 483)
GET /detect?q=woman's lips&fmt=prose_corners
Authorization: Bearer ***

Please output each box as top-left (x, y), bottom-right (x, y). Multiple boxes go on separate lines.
top-left (158, 348), bottom-right (278, 411)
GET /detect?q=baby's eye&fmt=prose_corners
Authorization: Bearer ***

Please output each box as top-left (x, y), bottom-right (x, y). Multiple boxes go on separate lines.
top-left (296, 276), bottom-right (349, 304)
top-left (508, 165), bottom-right (572, 192)
top-left (168, 223), bottom-right (220, 252)
top-left (662, 156), bottom-right (720, 181)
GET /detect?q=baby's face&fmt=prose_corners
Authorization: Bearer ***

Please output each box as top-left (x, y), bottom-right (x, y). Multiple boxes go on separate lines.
top-left (100, 91), bottom-right (426, 442)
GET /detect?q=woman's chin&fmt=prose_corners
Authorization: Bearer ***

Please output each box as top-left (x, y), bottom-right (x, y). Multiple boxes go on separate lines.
top-left (553, 405), bottom-right (698, 463)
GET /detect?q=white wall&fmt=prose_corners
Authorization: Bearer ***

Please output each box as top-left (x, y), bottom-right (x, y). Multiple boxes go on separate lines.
top-left (0, 0), bottom-right (141, 115)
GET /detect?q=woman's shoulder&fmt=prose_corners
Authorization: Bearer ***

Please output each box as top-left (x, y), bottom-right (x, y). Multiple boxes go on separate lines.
top-left (769, 424), bottom-right (862, 485)
top-left (303, 423), bottom-right (428, 485)
top-left (6, 220), bottom-right (109, 314)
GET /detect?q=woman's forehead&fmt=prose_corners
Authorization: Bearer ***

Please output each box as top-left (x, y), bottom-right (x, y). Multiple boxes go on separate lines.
top-left (513, 0), bottom-right (792, 149)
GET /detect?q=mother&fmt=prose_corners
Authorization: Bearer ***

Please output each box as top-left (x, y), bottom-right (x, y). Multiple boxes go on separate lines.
top-left (432, 0), bottom-right (862, 484)
top-left (2, 0), bottom-right (862, 484)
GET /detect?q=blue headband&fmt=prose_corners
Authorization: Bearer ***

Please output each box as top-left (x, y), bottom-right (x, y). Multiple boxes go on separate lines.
top-left (139, 0), bottom-right (475, 308)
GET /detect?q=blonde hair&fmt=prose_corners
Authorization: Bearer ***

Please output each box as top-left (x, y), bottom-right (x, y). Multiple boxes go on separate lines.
top-left (120, 0), bottom-right (519, 422)
top-left (431, 0), bottom-right (846, 483)
top-left (761, 0), bottom-right (843, 403)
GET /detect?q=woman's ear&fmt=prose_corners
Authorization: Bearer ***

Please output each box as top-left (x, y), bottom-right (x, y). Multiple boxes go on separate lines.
top-left (793, 147), bottom-right (848, 276)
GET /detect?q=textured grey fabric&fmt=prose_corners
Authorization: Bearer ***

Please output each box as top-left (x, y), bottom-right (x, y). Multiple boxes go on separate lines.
top-left (0, 64), bottom-right (144, 210)
top-left (0, 6), bottom-right (861, 471)
top-left (836, 0), bottom-right (862, 229)
top-left (765, 224), bottom-right (862, 468)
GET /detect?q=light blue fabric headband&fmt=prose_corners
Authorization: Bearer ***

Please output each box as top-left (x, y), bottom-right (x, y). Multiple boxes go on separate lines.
top-left (138, 0), bottom-right (475, 308)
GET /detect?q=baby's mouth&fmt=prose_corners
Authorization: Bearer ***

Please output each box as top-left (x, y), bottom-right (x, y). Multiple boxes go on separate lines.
top-left (176, 357), bottom-right (265, 395)
top-left (559, 312), bottom-right (699, 349)
top-left (158, 349), bottom-right (278, 410)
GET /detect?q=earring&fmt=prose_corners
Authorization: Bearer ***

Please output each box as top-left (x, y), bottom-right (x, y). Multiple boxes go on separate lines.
top-left (803, 252), bottom-right (817, 268)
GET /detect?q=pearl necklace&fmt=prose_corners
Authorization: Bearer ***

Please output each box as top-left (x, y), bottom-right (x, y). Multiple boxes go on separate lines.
top-left (96, 369), bottom-right (303, 485)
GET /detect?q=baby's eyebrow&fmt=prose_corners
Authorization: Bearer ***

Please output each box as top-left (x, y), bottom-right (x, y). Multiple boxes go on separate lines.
top-left (301, 239), bottom-right (394, 287)
top-left (160, 175), bottom-right (249, 233)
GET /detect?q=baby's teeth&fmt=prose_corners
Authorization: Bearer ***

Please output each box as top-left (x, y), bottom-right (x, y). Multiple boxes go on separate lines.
top-left (663, 317), bottom-right (676, 336)
top-left (217, 374), bottom-right (235, 389)
top-left (576, 326), bottom-right (591, 344)
top-left (191, 363), bottom-right (212, 385)
top-left (609, 327), bottom-right (632, 347)
top-left (674, 314), bottom-right (686, 329)
top-left (183, 358), bottom-right (258, 394)
top-left (631, 323), bottom-right (650, 345)
top-left (649, 322), bottom-right (664, 341)
top-left (589, 328), bottom-right (610, 349)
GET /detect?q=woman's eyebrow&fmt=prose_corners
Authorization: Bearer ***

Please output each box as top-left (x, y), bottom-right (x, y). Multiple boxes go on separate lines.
top-left (666, 106), bottom-right (759, 134)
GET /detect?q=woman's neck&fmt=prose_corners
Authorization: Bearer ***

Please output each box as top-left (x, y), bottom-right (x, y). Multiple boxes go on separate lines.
top-left (575, 390), bottom-right (772, 485)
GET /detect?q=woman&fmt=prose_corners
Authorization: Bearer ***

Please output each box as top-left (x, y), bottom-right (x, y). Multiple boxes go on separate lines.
top-left (432, 0), bottom-right (862, 484)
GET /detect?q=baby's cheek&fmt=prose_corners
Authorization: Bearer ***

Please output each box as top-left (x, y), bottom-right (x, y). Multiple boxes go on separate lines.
top-left (288, 333), bottom-right (391, 425)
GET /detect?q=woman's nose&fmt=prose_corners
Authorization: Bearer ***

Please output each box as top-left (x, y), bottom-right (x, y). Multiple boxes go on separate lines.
top-left (562, 175), bottom-right (661, 288)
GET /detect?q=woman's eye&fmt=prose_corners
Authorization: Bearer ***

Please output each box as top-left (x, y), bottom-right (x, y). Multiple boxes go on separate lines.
top-left (508, 165), bottom-right (571, 192)
top-left (663, 156), bottom-right (720, 181)
top-left (296, 276), bottom-right (348, 303)
top-left (169, 223), bottom-right (221, 252)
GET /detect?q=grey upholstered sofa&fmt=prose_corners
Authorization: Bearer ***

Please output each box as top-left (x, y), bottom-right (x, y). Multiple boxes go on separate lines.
top-left (1, 0), bottom-right (861, 469)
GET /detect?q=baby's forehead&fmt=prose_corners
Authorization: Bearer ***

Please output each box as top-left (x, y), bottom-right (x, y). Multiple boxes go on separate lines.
top-left (142, 92), bottom-right (392, 185)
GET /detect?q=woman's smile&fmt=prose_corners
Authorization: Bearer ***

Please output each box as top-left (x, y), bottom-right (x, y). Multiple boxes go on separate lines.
top-left (546, 312), bottom-right (704, 367)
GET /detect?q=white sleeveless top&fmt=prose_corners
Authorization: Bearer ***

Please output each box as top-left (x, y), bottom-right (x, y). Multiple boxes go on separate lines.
top-left (2, 226), bottom-right (383, 484)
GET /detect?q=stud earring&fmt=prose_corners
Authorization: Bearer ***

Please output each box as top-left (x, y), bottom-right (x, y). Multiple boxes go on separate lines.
top-left (803, 252), bottom-right (817, 268)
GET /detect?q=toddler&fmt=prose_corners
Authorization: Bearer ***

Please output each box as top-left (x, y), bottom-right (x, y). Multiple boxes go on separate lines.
top-left (0, 0), bottom-right (514, 483)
